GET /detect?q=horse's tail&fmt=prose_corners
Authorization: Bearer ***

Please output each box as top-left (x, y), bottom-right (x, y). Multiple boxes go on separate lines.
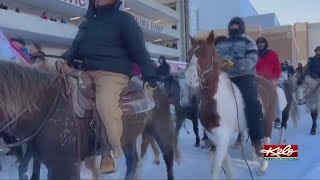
top-left (290, 95), bottom-right (299, 128)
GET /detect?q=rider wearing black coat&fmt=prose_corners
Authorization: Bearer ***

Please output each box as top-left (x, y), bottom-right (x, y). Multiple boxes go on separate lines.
top-left (307, 46), bottom-right (320, 79)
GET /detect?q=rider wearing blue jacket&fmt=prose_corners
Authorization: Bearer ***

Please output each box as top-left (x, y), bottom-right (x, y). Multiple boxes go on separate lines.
top-left (217, 17), bottom-right (264, 157)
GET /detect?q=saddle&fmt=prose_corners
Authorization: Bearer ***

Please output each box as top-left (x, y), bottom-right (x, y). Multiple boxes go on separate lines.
top-left (68, 71), bottom-right (155, 118)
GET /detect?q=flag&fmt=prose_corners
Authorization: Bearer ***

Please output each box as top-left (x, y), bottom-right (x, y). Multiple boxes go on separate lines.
top-left (0, 30), bottom-right (30, 65)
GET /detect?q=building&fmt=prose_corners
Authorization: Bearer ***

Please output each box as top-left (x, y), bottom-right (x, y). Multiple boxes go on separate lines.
top-left (189, 0), bottom-right (258, 34)
top-left (197, 21), bottom-right (320, 66)
top-left (0, 0), bottom-right (189, 66)
top-left (243, 13), bottom-right (280, 29)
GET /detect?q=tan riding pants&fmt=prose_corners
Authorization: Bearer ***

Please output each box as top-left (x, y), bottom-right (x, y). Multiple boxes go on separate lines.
top-left (87, 71), bottom-right (129, 159)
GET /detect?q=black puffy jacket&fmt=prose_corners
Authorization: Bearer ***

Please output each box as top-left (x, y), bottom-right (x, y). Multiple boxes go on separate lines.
top-left (308, 55), bottom-right (320, 78)
top-left (63, 1), bottom-right (156, 81)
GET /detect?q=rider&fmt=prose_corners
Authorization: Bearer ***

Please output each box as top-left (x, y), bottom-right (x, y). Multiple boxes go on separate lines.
top-left (157, 55), bottom-right (171, 81)
top-left (217, 17), bottom-right (264, 156)
top-left (285, 60), bottom-right (295, 78)
top-left (255, 37), bottom-right (282, 128)
top-left (62, 0), bottom-right (158, 174)
top-left (307, 46), bottom-right (320, 79)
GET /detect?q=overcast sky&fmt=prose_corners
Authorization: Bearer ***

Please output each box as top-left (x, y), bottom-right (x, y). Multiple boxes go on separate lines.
top-left (249, 0), bottom-right (320, 25)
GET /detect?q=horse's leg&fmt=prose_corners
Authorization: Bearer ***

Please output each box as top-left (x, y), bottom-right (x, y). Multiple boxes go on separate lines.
top-left (151, 127), bottom-right (175, 180)
top-left (280, 106), bottom-right (290, 144)
top-left (310, 109), bottom-right (318, 135)
top-left (18, 149), bottom-right (33, 180)
top-left (233, 132), bottom-right (244, 149)
top-left (30, 157), bottom-right (41, 180)
top-left (191, 116), bottom-right (200, 147)
top-left (84, 157), bottom-right (99, 180)
top-left (206, 128), bottom-right (232, 180)
top-left (47, 161), bottom-right (78, 180)
top-left (141, 131), bottom-right (160, 165)
top-left (123, 143), bottom-right (139, 180)
top-left (150, 137), bottom-right (161, 165)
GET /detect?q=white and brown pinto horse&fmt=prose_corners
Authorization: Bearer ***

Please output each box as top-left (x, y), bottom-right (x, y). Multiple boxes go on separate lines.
top-left (295, 66), bottom-right (320, 135)
top-left (183, 31), bottom-right (286, 179)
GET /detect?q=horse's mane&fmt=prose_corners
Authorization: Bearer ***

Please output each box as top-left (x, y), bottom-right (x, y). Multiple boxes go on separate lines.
top-left (0, 61), bottom-right (60, 116)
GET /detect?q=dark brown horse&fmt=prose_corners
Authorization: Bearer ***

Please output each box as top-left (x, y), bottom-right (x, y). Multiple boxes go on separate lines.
top-left (0, 61), bottom-right (179, 180)
top-left (162, 75), bottom-right (203, 147)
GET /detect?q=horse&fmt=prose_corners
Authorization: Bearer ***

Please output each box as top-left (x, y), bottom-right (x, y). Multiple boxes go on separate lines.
top-left (183, 31), bottom-right (282, 179)
top-left (0, 60), bottom-right (179, 180)
top-left (295, 65), bottom-right (320, 135)
top-left (161, 75), bottom-right (203, 147)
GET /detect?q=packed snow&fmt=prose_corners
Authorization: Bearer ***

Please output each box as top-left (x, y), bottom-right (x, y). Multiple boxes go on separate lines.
top-left (1, 105), bottom-right (320, 179)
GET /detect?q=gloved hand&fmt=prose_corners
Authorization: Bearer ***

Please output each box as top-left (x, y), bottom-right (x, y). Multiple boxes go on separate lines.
top-left (223, 59), bottom-right (235, 67)
top-left (221, 59), bottom-right (235, 69)
top-left (143, 79), bottom-right (158, 97)
top-left (60, 51), bottom-right (75, 67)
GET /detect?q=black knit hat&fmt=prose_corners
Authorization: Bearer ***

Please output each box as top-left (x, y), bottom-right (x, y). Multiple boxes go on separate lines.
top-left (228, 17), bottom-right (246, 35)
top-left (256, 37), bottom-right (269, 49)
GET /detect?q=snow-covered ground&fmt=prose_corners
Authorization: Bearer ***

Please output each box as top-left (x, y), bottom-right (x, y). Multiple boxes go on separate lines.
top-left (1, 105), bottom-right (320, 179)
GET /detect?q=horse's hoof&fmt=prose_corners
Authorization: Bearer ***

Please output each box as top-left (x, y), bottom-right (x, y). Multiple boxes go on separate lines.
top-left (194, 143), bottom-right (200, 147)
top-left (257, 169), bottom-right (266, 176)
top-left (154, 160), bottom-right (160, 165)
top-left (310, 131), bottom-right (316, 135)
top-left (20, 174), bottom-right (28, 180)
top-left (232, 143), bottom-right (241, 149)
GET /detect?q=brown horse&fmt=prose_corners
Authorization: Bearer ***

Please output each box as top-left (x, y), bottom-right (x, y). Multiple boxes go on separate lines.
top-left (0, 61), bottom-right (179, 180)
top-left (184, 31), bottom-right (279, 179)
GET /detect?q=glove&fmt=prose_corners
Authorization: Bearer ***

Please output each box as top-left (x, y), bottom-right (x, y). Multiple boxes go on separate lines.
top-left (221, 59), bottom-right (235, 69)
top-left (223, 59), bottom-right (235, 67)
top-left (144, 79), bottom-right (158, 96)
top-left (61, 51), bottom-right (75, 67)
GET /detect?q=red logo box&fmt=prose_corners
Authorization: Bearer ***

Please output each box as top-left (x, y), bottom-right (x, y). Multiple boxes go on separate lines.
top-left (262, 145), bottom-right (298, 160)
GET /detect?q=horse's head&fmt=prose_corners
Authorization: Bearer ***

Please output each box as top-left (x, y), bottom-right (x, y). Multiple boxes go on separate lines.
top-left (295, 75), bottom-right (318, 105)
top-left (185, 30), bottom-right (220, 89)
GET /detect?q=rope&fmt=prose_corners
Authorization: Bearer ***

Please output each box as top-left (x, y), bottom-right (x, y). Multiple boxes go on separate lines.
top-left (183, 121), bottom-right (190, 134)
top-left (230, 80), bottom-right (255, 180)
top-left (60, 62), bottom-right (81, 180)
top-left (0, 94), bottom-right (60, 148)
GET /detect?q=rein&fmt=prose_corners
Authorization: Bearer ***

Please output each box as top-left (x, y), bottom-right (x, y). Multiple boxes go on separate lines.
top-left (0, 73), bottom-right (60, 148)
top-left (0, 93), bottom-right (60, 148)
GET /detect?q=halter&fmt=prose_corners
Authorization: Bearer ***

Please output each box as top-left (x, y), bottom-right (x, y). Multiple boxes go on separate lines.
top-left (195, 50), bottom-right (217, 89)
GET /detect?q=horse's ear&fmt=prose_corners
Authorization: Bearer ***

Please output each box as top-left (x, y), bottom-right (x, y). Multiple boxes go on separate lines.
top-left (207, 30), bottom-right (215, 44)
top-left (190, 35), bottom-right (197, 47)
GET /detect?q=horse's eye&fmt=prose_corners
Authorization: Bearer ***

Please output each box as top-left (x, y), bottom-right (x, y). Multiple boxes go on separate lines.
top-left (195, 48), bottom-right (201, 57)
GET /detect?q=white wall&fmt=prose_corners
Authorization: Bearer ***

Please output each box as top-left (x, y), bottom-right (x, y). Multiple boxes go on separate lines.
top-left (243, 13), bottom-right (280, 28)
top-left (190, 0), bottom-right (258, 31)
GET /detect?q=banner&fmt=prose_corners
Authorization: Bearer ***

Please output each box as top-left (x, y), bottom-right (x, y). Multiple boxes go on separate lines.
top-left (0, 30), bottom-right (30, 65)
top-left (58, 0), bottom-right (89, 9)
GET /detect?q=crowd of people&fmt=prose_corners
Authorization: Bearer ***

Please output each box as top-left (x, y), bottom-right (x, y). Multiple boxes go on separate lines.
top-left (10, 37), bottom-right (45, 64)
top-left (0, 2), bottom-right (67, 24)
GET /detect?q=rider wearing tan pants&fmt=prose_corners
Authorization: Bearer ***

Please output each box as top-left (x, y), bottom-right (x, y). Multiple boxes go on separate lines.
top-left (62, 0), bottom-right (158, 174)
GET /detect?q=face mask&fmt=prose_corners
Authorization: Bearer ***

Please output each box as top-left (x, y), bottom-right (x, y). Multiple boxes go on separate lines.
top-left (257, 43), bottom-right (266, 50)
top-left (229, 28), bottom-right (242, 38)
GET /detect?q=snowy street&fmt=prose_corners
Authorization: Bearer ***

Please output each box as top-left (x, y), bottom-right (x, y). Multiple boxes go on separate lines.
top-left (1, 105), bottom-right (320, 179)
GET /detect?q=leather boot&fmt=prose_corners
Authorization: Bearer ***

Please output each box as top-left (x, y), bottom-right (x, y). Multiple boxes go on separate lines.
top-left (252, 140), bottom-right (264, 157)
top-left (100, 151), bottom-right (117, 174)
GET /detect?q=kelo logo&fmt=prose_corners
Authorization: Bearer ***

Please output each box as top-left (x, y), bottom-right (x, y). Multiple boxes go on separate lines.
top-left (262, 145), bottom-right (298, 160)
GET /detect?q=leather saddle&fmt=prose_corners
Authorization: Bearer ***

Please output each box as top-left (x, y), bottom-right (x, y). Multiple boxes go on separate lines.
top-left (67, 71), bottom-right (155, 118)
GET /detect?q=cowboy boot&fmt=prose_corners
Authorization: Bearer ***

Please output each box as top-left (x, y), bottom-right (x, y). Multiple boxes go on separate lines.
top-left (274, 118), bottom-right (281, 129)
top-left (252, 140), bottom-right (264, 157)
top-left (100, 151), bottom-right (117, 174)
